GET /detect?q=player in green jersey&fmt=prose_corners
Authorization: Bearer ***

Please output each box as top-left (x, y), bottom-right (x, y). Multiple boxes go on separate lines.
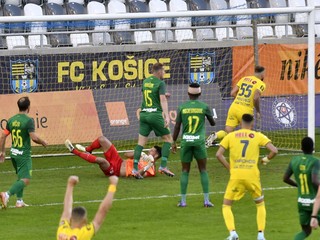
top-left (172, 83), bottom-right (216, 207)
top-left (0, 96), bottom-right (47, 208)
top-left (132, 63), bottom-right (174, 179)
top-left (283, 137), bottom-right (320, 240)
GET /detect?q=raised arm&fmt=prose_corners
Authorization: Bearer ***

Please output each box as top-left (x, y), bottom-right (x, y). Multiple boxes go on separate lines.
top-left (60, 176), bottom-right (79, 222)
top-left (92, 175), bottom-right (119, 233)
top-left (29, 132), bottom-right (48, 147)
top-left (216, 146), bottom-right (230, 170)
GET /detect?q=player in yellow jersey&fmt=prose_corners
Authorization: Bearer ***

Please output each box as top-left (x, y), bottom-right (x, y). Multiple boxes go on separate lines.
top-left (216, 114), bottom-right (278, 240)
top-left (57, 175), bottom-right (118, 240)
top-left (206, 66), bottom-right (266, 147)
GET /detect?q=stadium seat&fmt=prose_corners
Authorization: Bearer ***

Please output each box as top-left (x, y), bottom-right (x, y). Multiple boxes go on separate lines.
top-left (108, 0), bottom-right (134, 44)
top-left (47, 0), bottom-right (64, 5)
top-left (134, 31), bottom-right (154, 44)
top-left (149, 0), bottom-right (174, 43)
top-left (188, 0), bottom-right (214, 40)
top-left (70, 33), bottom-right (91, 46)
top-left (3, 4), bottom-right (25, 33)
top-left (28, 34), bottom-right (49, 48)
top-left (288, 0), bottom-right (307, 37)
top-left (24, 0), bottom-right (44, 5)
top-left (210, 0), bottom-right (234, 40)
top-left (65, 0), bottom-right (85, 5)
top-left (66, 2), bottom-right (91, 31)
top-left (24, 3), bottom-right (47, 33)
top-left (169, 0), bottom-right (195, 42)
top-left (6, 35), bottom-right (28, 49)
top-left (87, 1), bottom-right (111, 45)
top-left (275, 25), bottom-right (293, 38)
top-left (229, 0), bottom-right (253, 39)
top-left (44, 3), bottom-right (72, 47)
top-left (0, 37), bottom-right (7, 49)
top-left (3, 0), bottom-right (23, 6)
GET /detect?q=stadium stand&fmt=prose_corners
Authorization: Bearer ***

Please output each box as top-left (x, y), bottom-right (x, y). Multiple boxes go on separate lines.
top-left (44, 2), bottom-right (72, 47)
top-left (229, 0), bottom-right (253, 39)
top-left (107, 0), bottom-right (135, 44)
top-left (169, 0), bottom-right (195, 42)
top-left (87, 1), bottom-right (112, 45)
top-left (315, 0), bottom-right (320, 36)
top-left (127, 0), bottom-right (155, 44)
top-left (149, 0), bottom-right (174, 43)
top-left (24, 3), bottom-right (49, 48)
top-left (3, 4), bottom-right (28, 49)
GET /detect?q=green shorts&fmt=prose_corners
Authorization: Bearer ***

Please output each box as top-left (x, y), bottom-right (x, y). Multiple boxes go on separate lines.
top-left (298, 204), bottom-right (319, 225)
top-left (11, 157), bottom-right (32, 179)
top-left (180, 143), bottom-right (207, 163)
top-left (139, 112), bottom-right (170, 137)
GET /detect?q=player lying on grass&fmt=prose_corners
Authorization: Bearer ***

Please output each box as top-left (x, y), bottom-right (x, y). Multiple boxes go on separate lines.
top-left (283, 137), bottom-right (320, 240)
top-left (57, 175), bottom-right (118, 240)
top-left (65, 136), bottom-right (161, 179)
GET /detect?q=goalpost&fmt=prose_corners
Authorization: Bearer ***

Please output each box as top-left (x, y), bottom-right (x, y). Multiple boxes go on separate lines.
top-left (0, 5), bottom-right (316, 157)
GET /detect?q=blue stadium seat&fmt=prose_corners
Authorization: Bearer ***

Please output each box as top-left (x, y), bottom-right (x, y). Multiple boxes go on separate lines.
top-left (127, 0), bottom-right (151, 28)
top-left (66, 2), bottom-right (91, 31)
top-left (108, 0), bottom-right (135, 44)
top-left (44, 2), bottom-right (72, 47)
top-left (0, 37), bottom-right (7, 49)
top-left (3, 4), bottom-right (25, 33)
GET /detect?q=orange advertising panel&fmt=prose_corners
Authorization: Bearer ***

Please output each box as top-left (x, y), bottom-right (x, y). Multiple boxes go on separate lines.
top-left (105, 101), bottom-right (130, 126)
top-left (0, 90), bottom-right (102, 147)
top-left (233, 44), bottom-right (320, 96)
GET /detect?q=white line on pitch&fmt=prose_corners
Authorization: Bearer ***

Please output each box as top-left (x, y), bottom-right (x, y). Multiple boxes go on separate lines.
top-left (4, 186), bottom-right (293, 209)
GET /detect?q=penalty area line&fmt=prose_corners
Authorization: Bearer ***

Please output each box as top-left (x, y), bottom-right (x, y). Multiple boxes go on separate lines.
top-left (4, 186), bottom-right (294, 209)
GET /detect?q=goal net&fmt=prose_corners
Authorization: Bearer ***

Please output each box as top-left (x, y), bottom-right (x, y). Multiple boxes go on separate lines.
top-left (0, 7), bottom-right (317, 156)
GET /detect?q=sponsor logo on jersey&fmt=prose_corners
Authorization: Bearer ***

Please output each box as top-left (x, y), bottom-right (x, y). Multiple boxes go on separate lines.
top-left (189, 53), bottom-right (215, 84)
top-left (272, 98), bottom-right (297, 128)
top-left (10, 59), bottom-right (38, 94)
top-left (249, 133), bottom-right (255, 138)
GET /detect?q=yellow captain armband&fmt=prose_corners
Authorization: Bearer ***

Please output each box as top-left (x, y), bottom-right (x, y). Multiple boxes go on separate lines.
top-left (108, 185), bottom-right (117, 193)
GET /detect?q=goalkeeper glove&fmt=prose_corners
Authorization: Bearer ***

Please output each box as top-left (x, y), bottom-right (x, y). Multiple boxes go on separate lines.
top-left (261, 156), bottom-right (270, 165)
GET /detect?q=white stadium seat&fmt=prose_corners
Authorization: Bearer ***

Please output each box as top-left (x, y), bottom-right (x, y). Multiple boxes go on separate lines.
top-left (70, 33), bottom-right (90, 47)
top-left (6, 36), bottom-right (27, 49)
top-left (28, 35), bottom-right (48, 48)
top-left (24, 3), bottom-right (47, 33)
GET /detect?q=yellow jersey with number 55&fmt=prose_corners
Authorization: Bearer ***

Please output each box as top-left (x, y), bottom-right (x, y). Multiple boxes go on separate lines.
top-left (232, 75), bottom-right (266, 111)
top-left (220, 129), bottom-right (271, 180)
top-left (57, 219), bottom-right (95, 240)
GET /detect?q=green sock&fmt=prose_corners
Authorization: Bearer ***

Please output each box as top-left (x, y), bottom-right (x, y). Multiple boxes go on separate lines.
top-left (161, 142), bottom-right (171, 168)
top-left (16, 187), bottom-right (24, 199)
top-left (133, 145), bottom-right (143, 170)
top-left (180, 172), bottom-right (189, 195)
top-left (200, 171), bottom-right (209, 194)
top-left (8, 180), bottom-right (26, 197)
top-left (294, 231), bottom-right (307, 240)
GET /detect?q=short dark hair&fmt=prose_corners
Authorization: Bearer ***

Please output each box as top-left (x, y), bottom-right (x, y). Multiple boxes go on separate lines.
top-left (17, 97), bottom-right (30, 111)
top-left (255, 65), bottom-right (265, 74)
top-left (72, 206), bottom-right (87, 222)
top-left (301, 137), bottom-right (314, 154)
top-left (152, 63), bottom-right (164, 73)
top-left (153, 145), bottom-right (162, 159)
top-left (242, 114), bottom-right (254, 123)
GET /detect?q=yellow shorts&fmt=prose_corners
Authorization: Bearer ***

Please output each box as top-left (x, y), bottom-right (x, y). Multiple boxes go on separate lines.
top-left (226, 105), bottom-right (253, 128)
top-left (224, 179), bottom-right (263, 201)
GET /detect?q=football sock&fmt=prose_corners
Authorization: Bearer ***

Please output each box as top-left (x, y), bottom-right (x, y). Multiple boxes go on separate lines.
top-left (8, 180), bottom-right (26, 197)
top-left (73, 149), bottom-right (97, 163)
top-left (256, 202), bottom-right (266, 231)
top-left (200, 171), bottom-right (209, 196)
top-left (133, 145), bottom-right (143, 170)
top-left (86, 138), bottom-right (101, 152)
top-left (180, 172), bottom-right (189, 195)
top-left (160, 142), bottom-right (171, 168)
top-left (180, 194), bottom-right (187, 203)
top-left (294, 231), bottom-right (307, 240)
top-left (16, 187), bottom-right (24, 199)
top-left (217, 130), bottom-right (227, 140)
top-left (222, 204), bottom-right (235, 231)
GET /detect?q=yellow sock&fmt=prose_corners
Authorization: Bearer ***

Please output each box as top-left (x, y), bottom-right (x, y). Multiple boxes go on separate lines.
top-left (217, 130), bottom-right (227, 140)
top-left (256, 202), bottom-right (266, 231)
top-left (222, 204), bottom-right (235, 231)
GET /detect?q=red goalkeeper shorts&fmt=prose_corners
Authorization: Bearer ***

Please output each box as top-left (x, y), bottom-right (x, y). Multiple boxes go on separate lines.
top-left (100, 145), bottom-right (123, 176)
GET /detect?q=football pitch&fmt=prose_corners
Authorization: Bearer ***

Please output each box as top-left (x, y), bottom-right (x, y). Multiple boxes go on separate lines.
top-left (1, 147), bottom-right (320, 240)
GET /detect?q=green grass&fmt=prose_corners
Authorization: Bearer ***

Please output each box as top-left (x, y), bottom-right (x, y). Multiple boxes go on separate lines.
top-left (0, 148), bottom-right (320, 240)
